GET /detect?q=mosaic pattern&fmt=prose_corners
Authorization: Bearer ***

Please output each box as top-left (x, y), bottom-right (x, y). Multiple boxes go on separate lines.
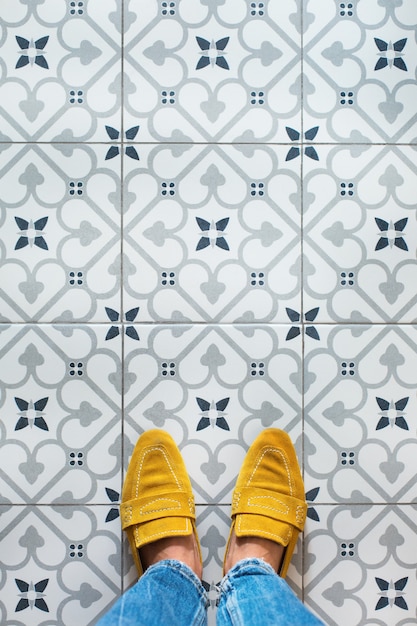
top-left (124, 324), bottom-right (302, 504)
top-left (0, 144), bottom-right (121, 322)
top-left (123, 144), bottom-right (301, 323)
top-left (1, 2), bottom-right (417, 625)
top-left (304, 505), bottom-right (417, 625)
top-left (0, 505), bottom-right (121, 624)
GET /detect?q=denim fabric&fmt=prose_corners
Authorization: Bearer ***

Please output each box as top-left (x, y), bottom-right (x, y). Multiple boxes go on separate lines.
top-left (217, 559), bottom-right (325, 626)
top-left (95, 560), bottom-right (208, 626)
top-left (95, 558), bottom-right (324, 626)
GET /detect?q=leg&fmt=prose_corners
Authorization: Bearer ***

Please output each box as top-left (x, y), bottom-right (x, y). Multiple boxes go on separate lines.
top-left (216, 558), bottom-right (324, 626)
top-left (97, 430), bottom-right (207, 625)
top-left (96, 559), bottom-right (208, 626)
top-left (217, 429), bottom-right (324, 625)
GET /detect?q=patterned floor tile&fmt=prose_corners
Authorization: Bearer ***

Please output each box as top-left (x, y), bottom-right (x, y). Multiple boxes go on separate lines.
top-left (123, 324), bottom-right (302, 503)
top-left (304, 325), bottom-right (417, 504)
top-left (0, 143), bottom-right (121, 322)
top-left (303, 0), bottom-right (417, 143)
top-left (0, 0), bottom-right (121, 142)
top-left (123, 143), bottom-right (301, 323)
top-left (303, 145), bottom-right (417, 323)
top-left (0, 0), bottom-right (415, 623)
top-left (304, 504), bottom-right (417, 626)
top-left (0, 504), bottom-right (121, 626)
top-left (123, 0), bottom-right (301, 142)
top-left (0, 324), bottom-right (122, 504)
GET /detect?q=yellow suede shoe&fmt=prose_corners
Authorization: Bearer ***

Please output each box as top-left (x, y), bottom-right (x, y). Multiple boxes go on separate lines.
top-left (225, 428), bottom-right (307, 578)
top-left (120, 429), bottom-right (202, 577)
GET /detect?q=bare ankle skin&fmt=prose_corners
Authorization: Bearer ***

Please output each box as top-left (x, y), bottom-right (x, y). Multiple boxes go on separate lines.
top-left (224, 530), bottom-right (285, 574)
top-left (140, 535), bottom-right (202, 580)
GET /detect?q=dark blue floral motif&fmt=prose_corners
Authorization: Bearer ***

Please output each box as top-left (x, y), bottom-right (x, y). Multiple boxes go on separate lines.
top-left (285, 307), bottom-right (320, 341)
top-left (196, 397), bottom-right (230, 431)
top-left (375, 218), bottom-right (408, 251)
top-left (285, 127), bottom-right (319, 161)
top-left (105, 307), bottom-right (140, 340)
top-left (374, 38), bottom-right (407, 71)
top-left (202, 580), bottom-right (221, 608)
top-left (70, 1), bottom-right (84, 15)
top-left (105, 126), bottom-right (140, 160)
top-left (15, 217), bottom-right (48, 250)
top-left (15, 578), bottom-right (49, 612)
top-left (14, 397), bottom-right (48, 431)
top-left (196, 37), bottom-right (229, 70)
top-left (196, 217), bottom-right (230, 251)
top-left (376, 397), bottom-right (409, 431)
top-left (375, 577), bottom-right (408, 610)
top-left (16, 36), bottom-right (49, 69)
top-left (305, 487), bottom-right (320, 522)
top-left (105, 487), bottom-right (120, 522)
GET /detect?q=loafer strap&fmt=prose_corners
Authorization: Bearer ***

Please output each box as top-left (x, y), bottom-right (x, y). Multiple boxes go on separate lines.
top-left (121, 492), bottom-right (195, 529)
top-left (232, 488), bottom-right (307, 532)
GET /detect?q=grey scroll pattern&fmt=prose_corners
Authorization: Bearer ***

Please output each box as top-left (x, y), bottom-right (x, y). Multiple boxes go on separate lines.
top-left (1, 1), bottom-right (417, 624)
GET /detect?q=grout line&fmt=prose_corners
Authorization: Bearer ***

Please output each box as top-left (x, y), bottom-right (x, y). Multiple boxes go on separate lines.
top-left (120, 0), bottom-right (126, 595)
top-left (3, 501), bottom-right (413, 507)
top-left (1, 321), bottom-right (414, 326)
top-left (300, 4), bottom-right (306, 604)
top-left (1, 141), bottom-right (415, 146)
top-left (2, 5), bottom-right (417, 619)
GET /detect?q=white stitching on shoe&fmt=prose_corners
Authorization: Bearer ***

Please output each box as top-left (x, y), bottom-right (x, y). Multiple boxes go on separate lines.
top-left (246, 447), bottom-right (294, 496)
top-left (246, 495), bottom-right (290, 515)
top-left (236, 514), bottom-right (292, 543)
top-left (232, 443), bottom-right (304, 542)
top-left (122, 497), bottom-right (195, 523)
top-left (139, 497), bottom-right (182, 515)
top-left (135, 445), bottom-right (183, 499)
top-left (123, 505), bottom-right (133, 523)
top-left (134, 518), bottom-right (191, 543)
top-left (233, 492), bottom-right (241, 508)
top-left (296, 505), bottom-right (306, 524)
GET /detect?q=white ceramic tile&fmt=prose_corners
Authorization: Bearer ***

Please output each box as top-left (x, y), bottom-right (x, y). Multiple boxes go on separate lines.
top-left (0, 0), bottom-right (416, 623)
top-left (0, 504), bottom-right (121, 626)
top-left (303, 0), bottom-right (417, 143)
top-left (0, 143), bottom-right (121, 322)
top-left (123, 1), bottom-right (301, 142)
top-left (0, 324), bottom-right (122, 504)
top-left (123, 143), bottom-right (301, 322)
top-left (304, 325), bottom-right (417, 503)
top-left (123, 324), bottom-right (302, 503)
top-left (0, 0), bottom-right (121, 142)
top-left (304, 504), bottom-right (417, 625)
top-left (303, 145), bottom-right (417, 323)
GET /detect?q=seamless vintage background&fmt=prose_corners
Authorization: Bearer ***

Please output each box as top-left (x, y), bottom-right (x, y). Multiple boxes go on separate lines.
top-left (1, 1), bottom-right (417, 624)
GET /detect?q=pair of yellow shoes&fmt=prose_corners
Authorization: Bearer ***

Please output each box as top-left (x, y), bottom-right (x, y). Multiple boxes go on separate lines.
top-left (120, 428), bottom-right (307, 579)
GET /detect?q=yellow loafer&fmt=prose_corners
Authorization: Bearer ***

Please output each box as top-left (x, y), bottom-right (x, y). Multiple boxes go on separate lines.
top-left (225, 428), bottom-right (307, 578)
top-left (120, 429), bottom-right (202, 577)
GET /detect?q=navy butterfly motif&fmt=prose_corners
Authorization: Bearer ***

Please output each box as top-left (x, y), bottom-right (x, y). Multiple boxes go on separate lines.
top-left (196, 37), bottom-right (230, 70)
top-left (196, 397), bottom-right (230, 431)
top-left (196, 217), bottom-right (230, 250)
top-left (16, 36), bottom-right (49, 69)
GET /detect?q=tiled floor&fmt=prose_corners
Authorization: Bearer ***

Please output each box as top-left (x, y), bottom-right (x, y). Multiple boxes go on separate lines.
top-left (1, 1), bottom-right (417, 624)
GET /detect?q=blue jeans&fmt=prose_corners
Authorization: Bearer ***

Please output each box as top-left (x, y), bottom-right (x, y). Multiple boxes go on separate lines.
top-left (96, 558), bottom-right (324, 626)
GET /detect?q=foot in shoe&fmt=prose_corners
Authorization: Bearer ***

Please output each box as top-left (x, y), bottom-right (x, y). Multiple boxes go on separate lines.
top-left (223, 529), bottom-right (284, 574)
top-left (140, 534), bottom-right (203, 579)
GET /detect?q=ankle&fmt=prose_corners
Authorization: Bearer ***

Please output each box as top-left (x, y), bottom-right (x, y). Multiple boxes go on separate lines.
top-left (224, 532), bottom-right (285, 574)
top-left (140, 535), bottom-right (202, 579)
